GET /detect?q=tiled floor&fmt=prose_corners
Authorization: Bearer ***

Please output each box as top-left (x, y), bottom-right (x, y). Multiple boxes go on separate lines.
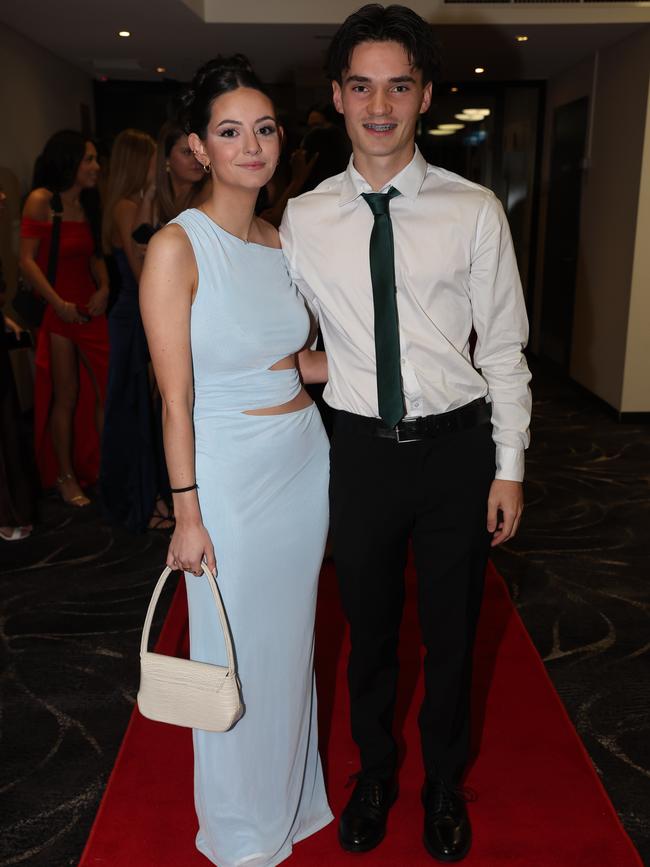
top-left (1, 364), bottom-right (648, 866)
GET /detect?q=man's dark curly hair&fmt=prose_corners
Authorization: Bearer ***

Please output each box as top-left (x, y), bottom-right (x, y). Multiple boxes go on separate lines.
top-left (326, 4), bottom-right (441, 86)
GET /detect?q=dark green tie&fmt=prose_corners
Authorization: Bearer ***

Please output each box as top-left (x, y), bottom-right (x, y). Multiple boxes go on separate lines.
top-left (361, 187), bottom-right (405, 428)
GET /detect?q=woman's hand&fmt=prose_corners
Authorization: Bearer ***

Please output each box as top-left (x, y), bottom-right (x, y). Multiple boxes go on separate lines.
top-left (167, 520), bottom-right (217, 577)
top-left (3, 315), bottom-right (23, 337)
top-left (55, 299), bottom-right (85, 324)
top-left (87, 287), bottom-right (109, 316)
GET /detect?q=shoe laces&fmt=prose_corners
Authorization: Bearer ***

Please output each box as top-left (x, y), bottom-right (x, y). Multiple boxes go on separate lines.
top-left (347, 773), bottom-right (387, 809)
top-left (428, 782), bottom-right (476, 814)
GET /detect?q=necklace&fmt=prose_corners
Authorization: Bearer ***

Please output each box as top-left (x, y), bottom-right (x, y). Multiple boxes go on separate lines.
top-left (198, 206), bottom-right (251, 244)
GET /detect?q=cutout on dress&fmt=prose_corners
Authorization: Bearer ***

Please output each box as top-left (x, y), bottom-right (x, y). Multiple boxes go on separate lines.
top-left (243, 354), bottom-right (311, 416)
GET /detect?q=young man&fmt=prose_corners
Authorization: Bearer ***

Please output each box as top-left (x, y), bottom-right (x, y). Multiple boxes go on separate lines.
top-left (281, 4), bottom-right (532, 861)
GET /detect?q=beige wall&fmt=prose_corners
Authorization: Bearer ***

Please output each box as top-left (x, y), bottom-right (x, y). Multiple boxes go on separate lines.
top-left (621, 83), bottom-right (650, 412)
top-left (572, 27), bottom-right (650, 411)
top-left (0, 22), bottom-right (94, 194)
top-left (534, 27), bottom-right (650, 412)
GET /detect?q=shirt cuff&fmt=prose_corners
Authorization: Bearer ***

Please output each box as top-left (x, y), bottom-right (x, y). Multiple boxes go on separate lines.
top-left (495, 445), bottom-right (525, 482)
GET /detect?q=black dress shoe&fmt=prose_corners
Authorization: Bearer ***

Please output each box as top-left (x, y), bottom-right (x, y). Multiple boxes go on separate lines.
top-left (339, 775), bottom-right (398, 852)
top-left (422, 779), bottom-right (472, 862)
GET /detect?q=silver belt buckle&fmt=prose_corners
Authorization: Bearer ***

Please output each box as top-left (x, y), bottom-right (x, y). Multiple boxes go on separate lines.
top-left (395, 424), bottom-right (419, 444)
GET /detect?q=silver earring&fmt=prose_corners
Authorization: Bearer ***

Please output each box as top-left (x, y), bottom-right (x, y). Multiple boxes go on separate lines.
top-left (203, 163), bottom-right (211, 174)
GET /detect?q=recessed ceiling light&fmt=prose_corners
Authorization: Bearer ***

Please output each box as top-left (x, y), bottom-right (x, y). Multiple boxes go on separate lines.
top-left (429, 129), bottom-right (455, 136)
top-left (450, 86), bottom-right (459, 93)
top-left (474, 67), bottom-right (485, 75)
top-left (516, 35), bottom-right (529, 42)
top-left (455, 113), bottom-right (483, 122)
top-left (156, 66), bottom-right (166, 73)
top-left (118, 30), bottom-right (131, 38)
top-left (463, 108), bottom-right (491, 117)
top-left (439, 123), bottom-right (464, 130)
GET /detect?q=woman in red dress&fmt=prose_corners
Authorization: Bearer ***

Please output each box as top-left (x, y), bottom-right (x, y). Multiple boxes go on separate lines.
top-left (19, 130), bottom-right (110, 506)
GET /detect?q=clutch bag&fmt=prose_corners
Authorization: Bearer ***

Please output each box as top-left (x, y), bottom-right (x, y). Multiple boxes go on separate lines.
top-left (137, 563), bottom-right (243, 732)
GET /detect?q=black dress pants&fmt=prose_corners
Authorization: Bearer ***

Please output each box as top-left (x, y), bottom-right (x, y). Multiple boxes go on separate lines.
top-left (329, 413), bottom-right (496, 786)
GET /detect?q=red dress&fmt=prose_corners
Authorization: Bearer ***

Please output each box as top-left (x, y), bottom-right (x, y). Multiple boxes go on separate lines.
top-left (21, 218), bottom-right (109, 488)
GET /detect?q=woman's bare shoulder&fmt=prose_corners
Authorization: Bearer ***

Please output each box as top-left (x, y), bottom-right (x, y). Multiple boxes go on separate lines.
top-left (254, 217), bottom-right (281, 249)
top-left (22, 188), bottom-right (52, 220)
top-left (149, 222), bottom-right (192, 252)
top-left (143, 223), bottom-right (195, 279)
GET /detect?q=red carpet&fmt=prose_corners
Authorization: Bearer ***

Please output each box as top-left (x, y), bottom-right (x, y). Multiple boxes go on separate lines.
top-left (80, 561), bottom-right (642, 866)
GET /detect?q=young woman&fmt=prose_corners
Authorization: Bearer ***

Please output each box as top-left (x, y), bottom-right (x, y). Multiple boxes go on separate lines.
top-left (140, 55), bottom-right (332, 867)
top-left (0, 186), bottom-right (38, 541)
top-left (100, 129), bottom-right (173, 533)
top-left (133, 119), bottom-right (209, 234)
top-left (20, 130), bottom-right (109, 505)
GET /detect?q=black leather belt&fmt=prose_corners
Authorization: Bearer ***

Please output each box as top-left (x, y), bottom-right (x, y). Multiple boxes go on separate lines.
top-left (335, 398), bottom-right (491, 443)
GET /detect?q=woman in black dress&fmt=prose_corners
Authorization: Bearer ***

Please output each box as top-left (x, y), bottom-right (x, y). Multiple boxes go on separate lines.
top-left (100, 129), bottom-right (173, 532)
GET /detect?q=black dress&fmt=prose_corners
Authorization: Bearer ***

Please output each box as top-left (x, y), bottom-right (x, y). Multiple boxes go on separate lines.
top-left (0, 260), bottom-right (38, 528)
top-left (99, 247), bottom-right (169, 532)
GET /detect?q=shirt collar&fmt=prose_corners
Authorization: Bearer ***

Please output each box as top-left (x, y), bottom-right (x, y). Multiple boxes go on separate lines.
top-left (338, 145), bottom-right (428, 207)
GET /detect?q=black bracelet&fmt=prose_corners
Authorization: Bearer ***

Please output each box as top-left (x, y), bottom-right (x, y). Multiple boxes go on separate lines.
top-left (170, 483), bottom-right (198, 494)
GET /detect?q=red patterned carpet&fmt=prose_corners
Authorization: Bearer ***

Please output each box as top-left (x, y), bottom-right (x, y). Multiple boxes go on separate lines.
top-left (79, 560), bottom-right (642, 867)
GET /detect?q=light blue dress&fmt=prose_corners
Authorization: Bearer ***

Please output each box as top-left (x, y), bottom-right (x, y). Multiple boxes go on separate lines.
top-left (169, 208), bottom-right (333, 867)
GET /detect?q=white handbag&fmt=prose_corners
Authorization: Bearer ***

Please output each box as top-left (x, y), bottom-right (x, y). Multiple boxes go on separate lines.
top-left (137, 563), bottom-right (243, 732)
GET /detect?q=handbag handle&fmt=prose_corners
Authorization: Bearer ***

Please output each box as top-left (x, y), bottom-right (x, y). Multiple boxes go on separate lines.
top-left (140, 564), bottom-right (236, 676)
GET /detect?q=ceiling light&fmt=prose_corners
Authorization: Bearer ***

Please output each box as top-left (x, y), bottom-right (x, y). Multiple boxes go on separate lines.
top-left (156, 66), bottom-right (166, 73)
top-left (118, 30), bottom-right (131, 38)
top-left (474, 67), bottom-right (485, 75)
top-left (429, 129), bottom-right (455, 136)
top-left (516, 35), bottom-right (529, 42)
top-left (455, 113), bottom-right (483, 122)
top-left (463, 108), bottom-right (491, 117)
top-left (438, 123), bottom-right (464, 130)
top-left (450, 86), bottom-right (459, 93)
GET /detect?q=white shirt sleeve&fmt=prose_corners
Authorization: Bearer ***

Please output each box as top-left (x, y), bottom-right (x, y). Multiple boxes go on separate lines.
top-left (470, 192), bottom-right (532, 482)
top-left (280, 202), bottom-right (319, 326)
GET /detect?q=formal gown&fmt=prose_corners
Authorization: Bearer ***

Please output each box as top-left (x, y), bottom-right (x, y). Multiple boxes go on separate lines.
top-left (169, 208), bottom-right (332, 867)
top-left (100, 247), bottom-right (169, 532)
top-left (0, 286), bottom-right (38, 527)
top-left (20, 218), bottom-right (109, 488)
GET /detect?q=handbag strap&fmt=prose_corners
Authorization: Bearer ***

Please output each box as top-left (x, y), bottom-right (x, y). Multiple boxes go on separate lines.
top-left (140, 564), bottom-right (237, 676)
top-left (47, 191), bottom-right (63, 286)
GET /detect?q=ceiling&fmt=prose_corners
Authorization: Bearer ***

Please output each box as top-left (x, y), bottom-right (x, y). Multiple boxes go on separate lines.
top-left (0, 0), bottom-right (647, 85)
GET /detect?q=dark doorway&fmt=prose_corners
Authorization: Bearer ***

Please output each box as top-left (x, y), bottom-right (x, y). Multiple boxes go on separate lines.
top-left (539, 97), bottom-right (589, 368)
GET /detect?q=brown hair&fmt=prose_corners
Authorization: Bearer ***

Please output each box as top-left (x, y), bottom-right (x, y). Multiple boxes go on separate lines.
top-left (179, 54), bottom-right (269, 139)
top-left (155, 120), bottom-right (207, 225)
top-left (326, 3), bottom-right (441, 86)
top-left (102, 128), bottom-right (155, 252)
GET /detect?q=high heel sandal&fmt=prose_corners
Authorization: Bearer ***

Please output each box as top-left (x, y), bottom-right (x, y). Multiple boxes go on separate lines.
top-left (0, 525), bottom-right (33, 542)
top-left (56, 473), bottom-right (91, 508)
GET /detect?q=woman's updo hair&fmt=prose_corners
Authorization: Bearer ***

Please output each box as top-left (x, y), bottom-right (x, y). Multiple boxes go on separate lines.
top-left (180, 54), bottom-right (270, 139)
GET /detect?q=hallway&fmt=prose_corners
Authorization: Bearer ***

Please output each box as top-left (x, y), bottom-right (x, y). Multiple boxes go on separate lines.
top-left (0, 362), bottom-right (648, 866)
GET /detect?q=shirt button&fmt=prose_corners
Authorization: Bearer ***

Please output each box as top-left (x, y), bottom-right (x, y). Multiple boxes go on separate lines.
top-left (401, 358), bottom-right (406, 365)
top-left (413, 401), bottom-right (421, 409)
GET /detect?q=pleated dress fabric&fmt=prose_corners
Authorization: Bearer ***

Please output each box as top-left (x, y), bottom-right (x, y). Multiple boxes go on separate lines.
top-left (169, 208), bottom-right (333, 867)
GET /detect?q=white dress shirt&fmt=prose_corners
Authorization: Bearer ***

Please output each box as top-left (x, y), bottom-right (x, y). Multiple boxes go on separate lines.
top-left (280, 146), bottom-right (532, 482)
